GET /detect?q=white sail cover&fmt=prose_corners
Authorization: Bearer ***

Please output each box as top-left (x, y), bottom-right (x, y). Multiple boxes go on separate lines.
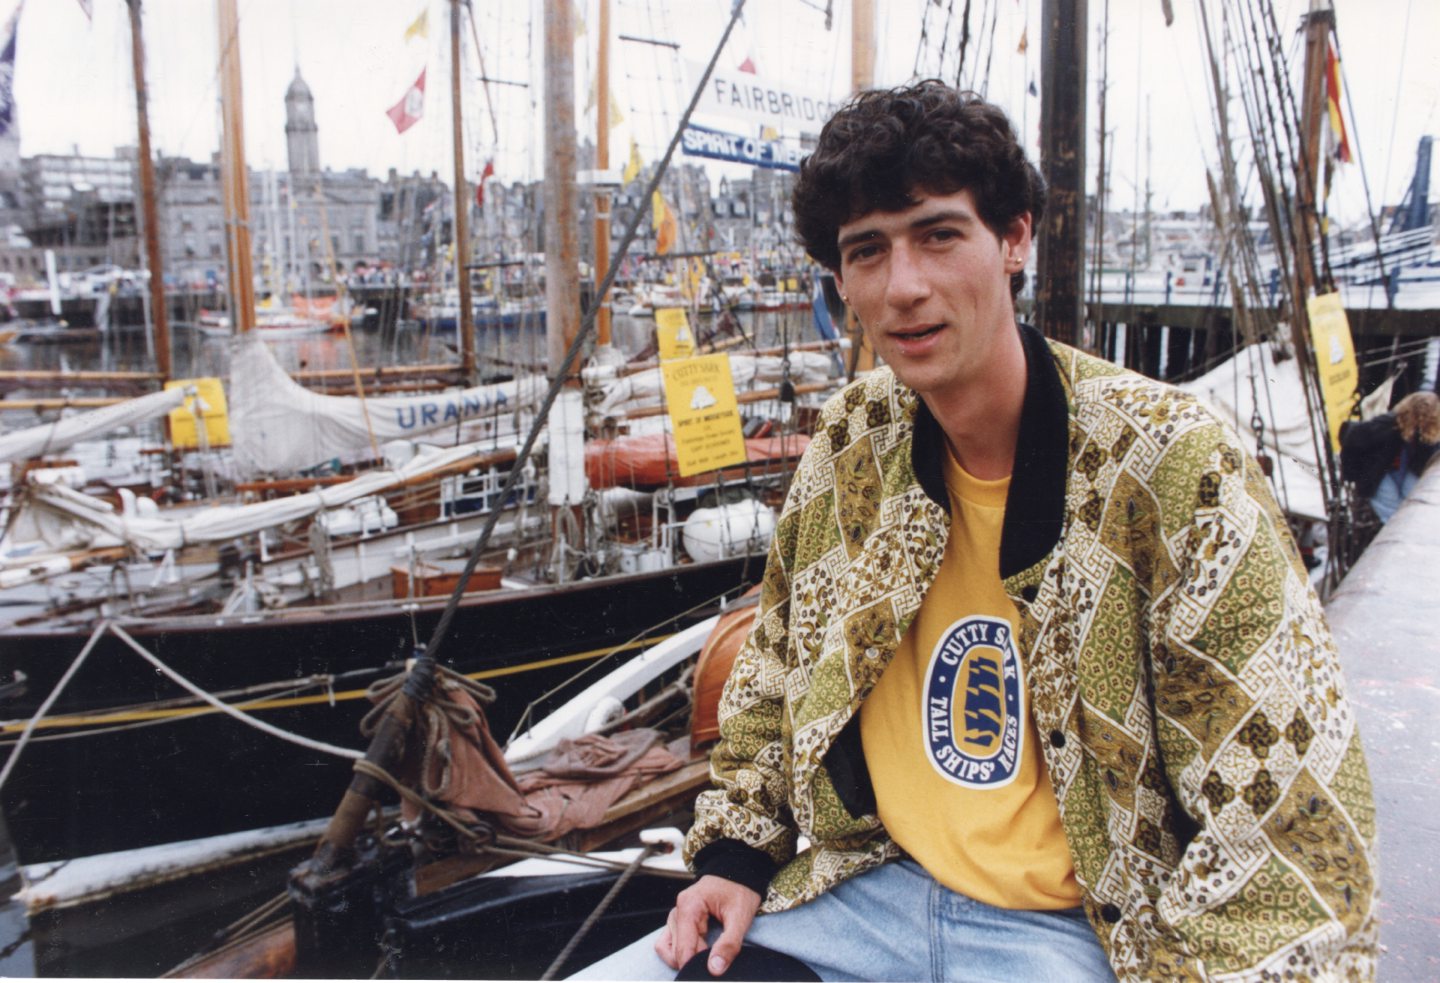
top-left (0, 387), bottom-right (188, 463)
top-left (594, 351), bottom-right (836, 417)
top-left (1179, 342), bottom-right (1327, 521)
top-left (229, 332), bottom-right (547, 476)
top-left (20, 440), bottom-right (520, 554)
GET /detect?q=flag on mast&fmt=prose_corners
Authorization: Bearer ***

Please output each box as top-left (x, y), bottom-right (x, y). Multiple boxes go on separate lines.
top-left (404, 8), bottom-right (428, 42)
top-left (475, 159), bottom-right (495, 210)
top-left (623, 139), bottom-right (643, 184)
top-left (1324, 39), bottom-right (1352, 164)
top-left (652, 191), bottom-right (677, 256)
top-left (387, 68), bottom-right (427, 134)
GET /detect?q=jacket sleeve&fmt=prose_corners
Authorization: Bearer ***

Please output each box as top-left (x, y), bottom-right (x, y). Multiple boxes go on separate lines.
top-left (1137, 419), bottom-right (1378, 978)
top-left (682, 495), bottom-right (803, 893)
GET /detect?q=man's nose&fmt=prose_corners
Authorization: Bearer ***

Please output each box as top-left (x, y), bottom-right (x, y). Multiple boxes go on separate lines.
top-left (884, 244), bottom-right (930, 307)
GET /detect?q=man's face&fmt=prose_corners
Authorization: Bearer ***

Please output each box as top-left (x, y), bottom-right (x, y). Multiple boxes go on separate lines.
top-left (834, 187), bottom-right (1030, 400)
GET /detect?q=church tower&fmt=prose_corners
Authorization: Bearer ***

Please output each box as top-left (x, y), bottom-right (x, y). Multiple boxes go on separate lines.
top-left (284, 68), bottom-right (319, 175)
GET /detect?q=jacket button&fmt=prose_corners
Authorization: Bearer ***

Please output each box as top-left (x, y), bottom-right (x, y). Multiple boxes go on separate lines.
top-left (1100, 903), bottom-right (1122, 923)
top-left (1049, 729), bottom-right (1066, 749)
top-left (864, 647), bottom-right (879, 659)
top-left (1020, 585), bottom-right (1038, 602)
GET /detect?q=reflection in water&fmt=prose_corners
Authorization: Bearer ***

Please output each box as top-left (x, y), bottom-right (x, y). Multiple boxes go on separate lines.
top-left (0, 308), bottom-right (820, 388)
top-left (0, 811), bottom-right (34, 976)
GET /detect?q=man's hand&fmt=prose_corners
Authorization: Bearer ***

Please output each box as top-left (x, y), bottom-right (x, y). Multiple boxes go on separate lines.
top-left (655, 874), bottom-right (762, 975)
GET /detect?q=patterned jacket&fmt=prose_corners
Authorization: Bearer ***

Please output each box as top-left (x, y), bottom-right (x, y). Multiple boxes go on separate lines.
top-left (685, 325), bottom-right (1377, 981)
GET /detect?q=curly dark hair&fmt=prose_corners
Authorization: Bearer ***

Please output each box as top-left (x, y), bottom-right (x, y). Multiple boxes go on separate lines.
top-left (792, 81), bottom-right (1045, 296)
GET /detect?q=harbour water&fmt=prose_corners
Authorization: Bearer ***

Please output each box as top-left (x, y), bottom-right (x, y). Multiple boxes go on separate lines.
top-left (0, 308), bottom-right (821, 392)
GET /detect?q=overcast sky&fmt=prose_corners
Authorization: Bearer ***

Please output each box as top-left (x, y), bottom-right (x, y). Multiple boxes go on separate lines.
top-left (6, 0), bottom-right (1437, 231)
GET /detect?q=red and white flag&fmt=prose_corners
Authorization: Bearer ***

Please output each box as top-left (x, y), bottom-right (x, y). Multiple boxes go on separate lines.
top-left (475, 158), bottom-right (495, 209)
top-left (386, 68), bottom-right (426, 134)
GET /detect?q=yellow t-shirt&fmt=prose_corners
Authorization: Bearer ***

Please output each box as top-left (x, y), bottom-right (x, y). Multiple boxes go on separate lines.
top-left (859, 449), bottom-right (1081, 910)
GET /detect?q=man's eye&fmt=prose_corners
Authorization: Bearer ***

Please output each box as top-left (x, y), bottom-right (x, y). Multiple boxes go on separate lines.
top-left (929, 228), bottom-right (959, 242)
top-left (847, 244), bottom-right (880, 262)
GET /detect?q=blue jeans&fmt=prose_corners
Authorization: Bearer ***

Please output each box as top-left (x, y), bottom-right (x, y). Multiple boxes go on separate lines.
top-left (570, 859), bottom-right (1114, 981)
top-left (1370, 468), bottom-right (1418, 523)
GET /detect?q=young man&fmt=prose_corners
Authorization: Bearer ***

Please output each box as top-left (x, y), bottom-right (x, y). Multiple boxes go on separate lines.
top-left (578, 82), bottom-right (1376, 981)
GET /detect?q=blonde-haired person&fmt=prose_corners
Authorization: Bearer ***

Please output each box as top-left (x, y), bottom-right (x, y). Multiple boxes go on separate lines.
top-left (1342, 390), bottom-right (1440, 522)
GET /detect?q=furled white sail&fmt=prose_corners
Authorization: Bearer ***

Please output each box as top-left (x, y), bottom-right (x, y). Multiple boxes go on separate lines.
top-left (1179, 341), bottom-right (1327, 521)
top-left (592, 351), bottom-right (836, 418)
top-left (0, 387), bottom-right (189, 464)
top-left (228, 332), bottom-right (547, 476)
top-left (21, 440), bottom-right (521, 553)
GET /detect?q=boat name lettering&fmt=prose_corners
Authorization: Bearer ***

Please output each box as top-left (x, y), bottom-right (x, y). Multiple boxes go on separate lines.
top-left (680, 123), bottom-right (803, 172)
top-left (395, 390), bottom-right (507, 430)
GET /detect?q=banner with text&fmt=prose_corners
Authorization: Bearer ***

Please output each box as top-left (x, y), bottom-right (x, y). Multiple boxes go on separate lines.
top-left (662, 354), bottom-right (747, 477)
top-left (655, 307), bottom-right (696, 360)
top-left (1306, 291), bottom-right (1359, 452)
top-left (687, 60), bottom-right (843, 130)
top-left (681, 124), bottom-right (803, 172)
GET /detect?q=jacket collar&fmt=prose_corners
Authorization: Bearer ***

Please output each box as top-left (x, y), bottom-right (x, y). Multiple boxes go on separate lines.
top-left (910, 322), bottom-right (1070, 579)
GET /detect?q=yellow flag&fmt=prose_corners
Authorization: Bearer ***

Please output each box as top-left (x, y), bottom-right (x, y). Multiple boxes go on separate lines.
top-left (586, 75), bottom-right (625, 129)
top-left (404, 8), bottom-right (428, 42)
top-left (652, 191), bottom-right (677, 256)
top-left (1016, 25), bottom-right (1028, 54)
top-left (623, 139), bottom-right (642, 184)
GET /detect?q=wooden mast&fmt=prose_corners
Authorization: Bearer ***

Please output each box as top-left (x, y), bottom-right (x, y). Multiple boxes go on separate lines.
top-left (1036, 0), bottom-right (1088, 347)
top-left (125, 0), bottom-right (170, 382)
top-left (450, 0), bottom-right (476, 381)
top-left (215, 0), bottom-right (255, 334)
top-left (593, 0), bottom-right (613, 348)
top-left (1291, 0), bottom-right (1333, 355)
top-left (544, 0), bottom-right (580, 375)
top-left (846, 0), bottom-right (876, 375)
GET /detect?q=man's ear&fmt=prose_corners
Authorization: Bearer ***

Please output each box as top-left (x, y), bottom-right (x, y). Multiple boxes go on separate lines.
top-left (1003, 212), bottom-right (1033, 269)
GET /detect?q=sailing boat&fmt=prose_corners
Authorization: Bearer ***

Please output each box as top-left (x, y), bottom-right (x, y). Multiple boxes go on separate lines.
top-left (0, 0), bottom-right (840, 872)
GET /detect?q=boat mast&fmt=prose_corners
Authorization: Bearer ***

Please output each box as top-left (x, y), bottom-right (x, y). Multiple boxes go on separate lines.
top-left (125, 0), bottom-right (171, 382)
top-left (450, 0), bottom-right (476, 381)
top-left (1290, 0), bottom-right (1333, 353)
top-left (593, 0), bottom-right (612, 349)
top-left (544, 1), bottom-right (580, 375)
top-left (1035, 0), bottom-right (1087, 347)
top-left (216, 0), bottom-right (255, 334)
top-left (847, 0), bottom-right (876, 375)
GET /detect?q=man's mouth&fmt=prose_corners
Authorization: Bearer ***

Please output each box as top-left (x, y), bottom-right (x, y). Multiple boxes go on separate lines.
top-left (891, 324), bottom-right (944, 340)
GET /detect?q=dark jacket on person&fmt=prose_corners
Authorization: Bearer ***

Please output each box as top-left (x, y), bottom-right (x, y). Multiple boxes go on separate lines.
top-left (1341, 412), bottom-right (1437, 497)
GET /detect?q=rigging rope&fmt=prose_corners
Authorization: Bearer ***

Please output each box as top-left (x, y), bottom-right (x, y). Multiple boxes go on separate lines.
top-left (108, 623), bottom-right (363, 760)
top-left (540, 841), bottom-right (660, 980)
top-left (418, 0), bottom-right (751, 668)
top-left (0, 619), bottom-right (107, 792)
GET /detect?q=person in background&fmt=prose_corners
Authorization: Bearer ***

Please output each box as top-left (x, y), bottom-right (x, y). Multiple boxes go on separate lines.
top-left (1341, 390), bottom-right (1440, 523)
top-left (575, 80), bottom-right (1377, 982)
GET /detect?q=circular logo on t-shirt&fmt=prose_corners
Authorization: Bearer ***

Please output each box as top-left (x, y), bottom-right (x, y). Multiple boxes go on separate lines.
top-left (922, 615), bottom-right (1024, 788)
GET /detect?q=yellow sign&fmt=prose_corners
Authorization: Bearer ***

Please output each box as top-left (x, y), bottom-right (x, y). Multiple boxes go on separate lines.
top-left (655, 307), bottom-right (695, 360)
top-left (1306, 291), bottom-right (1358, 452)
top-left (166, 377), bottom-right (231, 449)
top-left (661, 354), bottom-right (747, 477)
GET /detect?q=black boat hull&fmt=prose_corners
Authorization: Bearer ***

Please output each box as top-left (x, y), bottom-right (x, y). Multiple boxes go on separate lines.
top-left (0, 557), bottom-right (761, 864)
